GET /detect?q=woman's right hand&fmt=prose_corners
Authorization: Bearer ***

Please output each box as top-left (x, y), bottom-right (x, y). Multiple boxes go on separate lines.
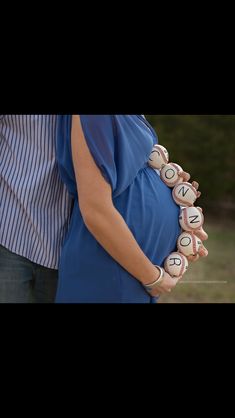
top-left (147, 270), bottom-right (182, 297)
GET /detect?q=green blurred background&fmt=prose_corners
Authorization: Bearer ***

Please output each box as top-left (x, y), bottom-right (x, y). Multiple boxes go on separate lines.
top-left (145, 115), bottom-right (235, 303)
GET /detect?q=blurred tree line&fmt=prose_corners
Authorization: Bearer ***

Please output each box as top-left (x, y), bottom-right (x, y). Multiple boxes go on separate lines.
top-left (146, 115), bottom-right (235, 218)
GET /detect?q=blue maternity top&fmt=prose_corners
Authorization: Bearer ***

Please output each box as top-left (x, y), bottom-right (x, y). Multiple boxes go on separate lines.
top-left (56, 115), bottom-right (181, 303)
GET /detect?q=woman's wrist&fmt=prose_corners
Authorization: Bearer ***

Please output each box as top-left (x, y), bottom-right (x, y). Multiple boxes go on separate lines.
top-left (143, 266), bottom-right (164, 293)
top-left (144, 266), bottom-right (165, 295)
top-left (141, 265), bottom-right (163, 287)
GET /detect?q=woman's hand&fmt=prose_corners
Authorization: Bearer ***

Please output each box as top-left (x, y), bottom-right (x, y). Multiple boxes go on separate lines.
top-left (181, 170), bottom-right (191, 182)
top-left (187, 228), bottom-right (209, 262)
top-left (187, 207), bottom-right (209, 262)
top-left (181, 173), bottom-right (202, 199)
top-left (181, 171), bottom-right (201, 199)
top-left (179, 176), bottom-right (208, 263)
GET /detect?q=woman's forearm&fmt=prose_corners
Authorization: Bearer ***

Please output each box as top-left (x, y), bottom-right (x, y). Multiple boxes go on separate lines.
top-left (82, 204), bottom-right (159, 286)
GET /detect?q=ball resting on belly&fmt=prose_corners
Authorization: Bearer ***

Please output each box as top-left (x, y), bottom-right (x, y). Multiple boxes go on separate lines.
top-left (164, 252), bottom-right (189, 277)
top-left (179, 207), bottom-right (204, 232)
top-left (173, 182), bottom-right (198, 207)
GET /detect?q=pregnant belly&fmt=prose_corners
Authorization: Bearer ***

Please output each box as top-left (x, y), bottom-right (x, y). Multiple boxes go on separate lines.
top-left (113, 167), bottom-right (181, 266)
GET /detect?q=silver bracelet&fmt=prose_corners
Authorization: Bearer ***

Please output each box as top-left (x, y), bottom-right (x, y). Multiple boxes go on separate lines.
top-left (143, 266), bottom-right (164, 292)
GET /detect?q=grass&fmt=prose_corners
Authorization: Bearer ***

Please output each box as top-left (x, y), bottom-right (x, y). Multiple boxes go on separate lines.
top-left (159, 219), bottom-right (235, 303)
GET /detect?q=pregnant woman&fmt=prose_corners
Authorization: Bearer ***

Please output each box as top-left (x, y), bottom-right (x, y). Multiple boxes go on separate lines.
top-left (55, 115), bottom-right (206, 303)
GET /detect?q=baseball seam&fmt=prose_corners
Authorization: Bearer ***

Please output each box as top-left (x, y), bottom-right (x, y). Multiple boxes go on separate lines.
top-left (156, 146), bottom-right (168, 164)
top-left (182, 209), bottom-right (203, 230)
top-left (179, 255), bottom-right (186, 276)
top-left (173, 184), bottom-right (197, 206)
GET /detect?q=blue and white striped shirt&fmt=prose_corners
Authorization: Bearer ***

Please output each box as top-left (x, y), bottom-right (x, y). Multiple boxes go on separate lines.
top-left (0, 115), bottom-right (73, 269)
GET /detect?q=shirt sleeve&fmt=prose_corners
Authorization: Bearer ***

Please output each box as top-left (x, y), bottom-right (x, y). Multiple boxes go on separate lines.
top-left (80, 115), bottom-right (156, 199)
top-left (80, 115), bottom-right (118, 194)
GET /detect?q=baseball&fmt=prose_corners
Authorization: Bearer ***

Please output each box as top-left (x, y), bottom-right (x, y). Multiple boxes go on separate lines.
top-left (179, 207), bottom-right (204, 232)
top-left (164, 252), bottom-right (189, 277)
top-left (148, 144), bottom-right (169, 170)
top-left (173, 182), bottom-right (198, 207)
top-left (177, 232), bottom-right (202, 256)
top-left (160, 163), bottom-right (184, 187)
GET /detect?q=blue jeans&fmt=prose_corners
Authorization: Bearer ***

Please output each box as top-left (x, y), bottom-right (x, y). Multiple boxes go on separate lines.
top-left (0, 245), bottom-right (58, 303)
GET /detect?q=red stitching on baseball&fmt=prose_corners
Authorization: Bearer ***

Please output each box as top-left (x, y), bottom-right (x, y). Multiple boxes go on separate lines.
top-left (179, 255), bottom-right (186, 276)
top-left (156, 146), bottom-right (168, 164)
top-left (182, 208), bottom-right (203, 230)
top-left (183, 209), bottom-right (191, 230)
top-left (191, 233), bottom-right (197, 254)
top-left (173, 183), bottom-right (197, 205)
top-left (173, 188), bottom-right (194, 206)
top-left (171, 163), bottom-right (182, 174)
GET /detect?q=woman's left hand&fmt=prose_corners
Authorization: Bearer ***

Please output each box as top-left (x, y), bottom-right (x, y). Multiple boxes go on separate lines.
top-left (187, 205), bottom-right (209, 262)
top-left (187, 226), bottom-right (209, 262)
top-left (179, 176), bottom-right (208, 262)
